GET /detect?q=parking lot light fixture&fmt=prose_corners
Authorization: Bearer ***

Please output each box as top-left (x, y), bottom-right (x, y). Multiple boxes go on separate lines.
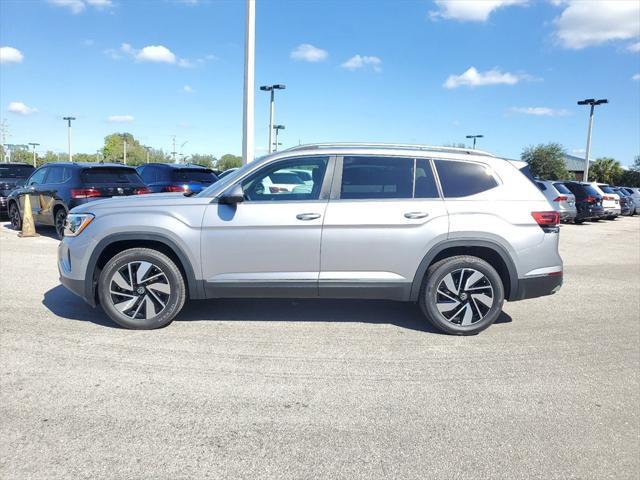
top-left (577, 98), bottom-right (608, 181)
top-left (272, 124), bottom-right (285, 152)
top-left (260, 84), bottom-right (286, 154)
top-left (465, 134), bottom-right (483, 149)
top-left (28, 142), bottom-right (40, 167)
top-left (63, 117), bottom-right (76, 162)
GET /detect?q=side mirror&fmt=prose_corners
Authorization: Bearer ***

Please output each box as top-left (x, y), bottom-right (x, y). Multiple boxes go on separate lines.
top-left (218, 184), bottom-right (244, 204)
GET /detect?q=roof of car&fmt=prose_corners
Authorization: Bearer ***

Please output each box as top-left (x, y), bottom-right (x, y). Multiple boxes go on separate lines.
top-left (283, 142), bottom-right (497, 158)
top-left (142, 163), bottom-right (211, 169)
top-left (42, 162), bottom-right (136, 169)
top-left (0, 162), bottom-right (34, 166)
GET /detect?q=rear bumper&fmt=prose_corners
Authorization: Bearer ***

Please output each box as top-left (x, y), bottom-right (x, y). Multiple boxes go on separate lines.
top-left (510, 274), bottom-right (563, 301)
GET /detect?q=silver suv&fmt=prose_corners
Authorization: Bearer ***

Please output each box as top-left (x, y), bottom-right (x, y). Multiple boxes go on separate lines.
top-left (58, 143), bottom-right (563, 335)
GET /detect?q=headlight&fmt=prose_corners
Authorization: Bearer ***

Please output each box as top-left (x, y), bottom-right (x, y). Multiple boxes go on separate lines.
top-left (64, 213), bottom-right (94, 237)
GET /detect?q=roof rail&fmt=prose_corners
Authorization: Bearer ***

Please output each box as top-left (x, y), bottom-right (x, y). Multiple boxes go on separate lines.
top-left (283, 142), bottom-right (496, 157)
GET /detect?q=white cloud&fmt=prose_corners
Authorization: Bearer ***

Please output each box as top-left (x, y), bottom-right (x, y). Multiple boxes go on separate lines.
top-left (444, 67), bottom-right (532, 88)
top-left (552, 0), bottom-right (640, 49)
top-left (0, 46), bottom-right (24, 64)
top-left (341, 55), bottom-right (382, 72)
top-left (48, 0), bottom-right (112, 14)
top-left (107, 115), bottom-right (134, 123)
top-left (628, 42), bottom-right (640, 53)
top-left (429, 0), bottom-right (528, 22)
top-left (633, 73), bottom-right (640, 81)
top-left (7, 101), bottom-right (38, 115)
top-left (183, 84), bottom-right (194, 93)
top-left (136, 45), bottom-right (176, 64)
top-left (290, 44), bottom-right (328, 62)
top-left (510, 107), bottom-right (570, 117)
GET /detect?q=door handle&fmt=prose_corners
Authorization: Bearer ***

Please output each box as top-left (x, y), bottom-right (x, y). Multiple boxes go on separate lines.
top-left (296, 213), bottom-right (321, 221)
top-left (404, 211), bottom-right (429, 219)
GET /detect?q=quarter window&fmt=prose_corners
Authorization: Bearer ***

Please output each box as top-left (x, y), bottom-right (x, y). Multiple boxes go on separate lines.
top-left (241, 157), bottom-right (329, 202)
top-left (435, 160), bottom-right (498, 198)
top-left (414, 159), bottom-right (439, 199)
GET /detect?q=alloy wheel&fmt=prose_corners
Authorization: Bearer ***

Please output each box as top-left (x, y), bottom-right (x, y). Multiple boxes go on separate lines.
top-left (108, 261), bottom-right (171, 320)
top-left (435, 268), bottom-right (494, 326)
top-left (9, 205), bottom-right (21, 230)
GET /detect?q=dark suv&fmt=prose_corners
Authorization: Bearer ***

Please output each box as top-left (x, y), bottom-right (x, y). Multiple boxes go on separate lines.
top-left (8, 162), bottom-right (149, 238)
top-left (560, 181), bottom-right (604, 223)
top-left (0, 162), bottom-right (34, 215)
top-left (136, 163), bottom-right (218, 194)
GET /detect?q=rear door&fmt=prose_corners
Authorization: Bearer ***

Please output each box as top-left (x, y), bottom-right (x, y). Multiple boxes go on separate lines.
top-left (319, 156), bottom-right (449, 299)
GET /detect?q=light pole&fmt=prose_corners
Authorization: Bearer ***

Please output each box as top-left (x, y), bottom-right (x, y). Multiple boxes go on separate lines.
top-left (28, 142), bottom-right (39, 167)
top-left (63, 116), bottom-right (76, 162)
top-left (260, 84), bottom-right (286, 154)
top-left (122, 135), bottom-right (127, 165)
top-left (272, 125), bottom-right (285, 152)
top-left (577, 98), bottom-right (608, 181)
top-left (144, 146), bottom-right (151, 163)
top-left (242, 0), bottom-right (255, 164)
top-left (465, 134), bottom-right (483, 149)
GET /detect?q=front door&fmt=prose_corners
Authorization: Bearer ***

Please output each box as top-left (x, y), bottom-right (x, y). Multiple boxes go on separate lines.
top-left (319, 156), bottom-right (449, 300)
top-left (200, 156), bottom-right (333, 298)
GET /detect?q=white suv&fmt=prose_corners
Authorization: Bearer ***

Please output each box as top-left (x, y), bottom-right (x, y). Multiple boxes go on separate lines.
top-left (590, 183), bottom-right (621, 219)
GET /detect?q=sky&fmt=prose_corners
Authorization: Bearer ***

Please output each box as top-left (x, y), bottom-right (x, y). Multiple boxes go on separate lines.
top-left (0, 0), bottom-right (639, 164)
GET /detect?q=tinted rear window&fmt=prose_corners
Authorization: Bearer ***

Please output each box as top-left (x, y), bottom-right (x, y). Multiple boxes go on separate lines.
top-left (582, 185), bottom-right (600, 196)
top-left (269, 172), bottom-right (304, 184)
top-left (81, 168), bottom-right (142, 184)
top-left (536, 181), bottom-right (547, 191)
top-left (599, 185), bottom-right (615, 194)
top-left (0, 165), bottom-right (34, 178)
top-left (170, 169), bottom-right (217, 183)
top-left (435, 160), bottom-right (498, 198)
top-left (553, 183), bottom-right (571, 194)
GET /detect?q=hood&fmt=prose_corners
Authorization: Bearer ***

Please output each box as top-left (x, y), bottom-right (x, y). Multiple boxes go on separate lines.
top-left (70, 192), bottom-right (211, 213)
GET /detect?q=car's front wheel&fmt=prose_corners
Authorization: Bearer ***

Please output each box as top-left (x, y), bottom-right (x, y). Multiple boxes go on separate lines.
top-left (98, 248), bottom-right (186, 329)
top-left (9, 203), bottom-right (22, 231)
top-left (419, 255), bottom-right (505, 335)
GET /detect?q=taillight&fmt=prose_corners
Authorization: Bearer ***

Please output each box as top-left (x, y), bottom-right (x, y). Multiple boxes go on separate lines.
top-left (585, 195), bottom-right (595, 203)
top-left (134, 187), bottom-right (151, 195)
top-left (603, 195), bottom-right (614, 201)
top-left (163, 185), bottom-right (187, 193)
top-left (71, 188), bottom-right (101, 199)
top-left (269, 186), bottom-right (287, 193)
top-left (553, 196), bottom-right (567, 202)
top-left (531, 211), bottom-right (560, 230)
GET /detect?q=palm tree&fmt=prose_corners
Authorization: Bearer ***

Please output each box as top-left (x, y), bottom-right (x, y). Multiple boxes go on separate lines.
top-left (588, 157), bottom-right (623, 184)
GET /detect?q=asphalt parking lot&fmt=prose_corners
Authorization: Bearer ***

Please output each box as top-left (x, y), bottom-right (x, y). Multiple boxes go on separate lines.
top-left (1, 218), bottom-right (638, 479)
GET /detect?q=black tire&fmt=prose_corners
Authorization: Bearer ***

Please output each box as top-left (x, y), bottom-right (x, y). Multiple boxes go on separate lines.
top-left (54, 208), bottom-right (67, 239)
top-left (419, 255), bottom-right (505, 335)
top-left (574, 219), bottom-right (584, 224)
top-left (9, 202), bottom-right (22, 231)
top-left (98, 248), bottom-right (186, 329)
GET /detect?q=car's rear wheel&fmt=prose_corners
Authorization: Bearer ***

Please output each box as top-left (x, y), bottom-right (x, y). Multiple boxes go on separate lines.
top-left (98, 248), bottom-right (186, 329)
top-left (54, 208), bottom-right (67, 239)
top-left (419, 255), bottom-right (505, 335)
top-left (9, 203), bottom-right (22, 231)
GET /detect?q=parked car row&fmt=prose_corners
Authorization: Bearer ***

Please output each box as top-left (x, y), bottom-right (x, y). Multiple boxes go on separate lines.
top-left (535, 179), bottom-right (639, 224)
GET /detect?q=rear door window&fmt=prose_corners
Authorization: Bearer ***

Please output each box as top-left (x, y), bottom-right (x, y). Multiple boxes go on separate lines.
top-left (45, 166), bottom-right (71, 184)
top-left (81, 168), bottom-right (142, 184)
top-left (434, 160), bottom-right (498, 198)
top-left (341, 156), bottom-right (414, 199)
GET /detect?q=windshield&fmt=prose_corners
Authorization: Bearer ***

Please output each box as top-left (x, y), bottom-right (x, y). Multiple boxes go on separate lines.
top-left (0, 165), bottom-right (34, 178)
top-left (171, 169), bottom-right (218, 183)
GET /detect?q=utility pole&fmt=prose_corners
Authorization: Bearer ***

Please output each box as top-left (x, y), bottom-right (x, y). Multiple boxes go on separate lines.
top-left (465, 134), bottom-right (483, 149)
top-left (144, 146), bottom-right (151, 163)
top-left (273, 124), bottom-right (285, 152)
top-left (28, 142), bottom-right (40, 167)
top-left (577, 98), bottom-right (608, 182)
top-left (0, 120), bottom-right (9, 162)
top-left (171, 135), bottom-right (177, 163)
top-left (242, 0), bottom-right (255, 164)
top-left (63, 116), bottom-right (76, 162)
top-left (260, 84), bottom-right (286, 154)
top-left (123, 136), bottom-right (127, 165)
top-left (179, 141), bottom-right (188, 164)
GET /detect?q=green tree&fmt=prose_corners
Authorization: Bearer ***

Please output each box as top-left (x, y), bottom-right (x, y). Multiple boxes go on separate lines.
top-left (216, 154), bottom-right (242, 171)
top-left (521, 143), bottom-right (570, 180)
top-left (189, 153), bottom-right (216, 168)
top-left (631, 154), bottom-right (640, 172)
top-left (588, 157), bottom-right (623, 184)
top-left (102, 132), bottom-right (147, 165)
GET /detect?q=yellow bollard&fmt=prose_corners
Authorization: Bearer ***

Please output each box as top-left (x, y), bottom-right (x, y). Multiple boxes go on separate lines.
top-left (18, 193), bottom-right (39, 238)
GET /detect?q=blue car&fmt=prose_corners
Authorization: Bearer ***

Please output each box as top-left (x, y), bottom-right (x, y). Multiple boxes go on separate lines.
top-left (136, 163), bottom-right (219, 195)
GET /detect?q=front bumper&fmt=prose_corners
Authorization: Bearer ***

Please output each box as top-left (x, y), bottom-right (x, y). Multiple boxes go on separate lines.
top-left (511, 273), bottom-right (563, 301)
top-left (58, 239), bottom-right (96, 307)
